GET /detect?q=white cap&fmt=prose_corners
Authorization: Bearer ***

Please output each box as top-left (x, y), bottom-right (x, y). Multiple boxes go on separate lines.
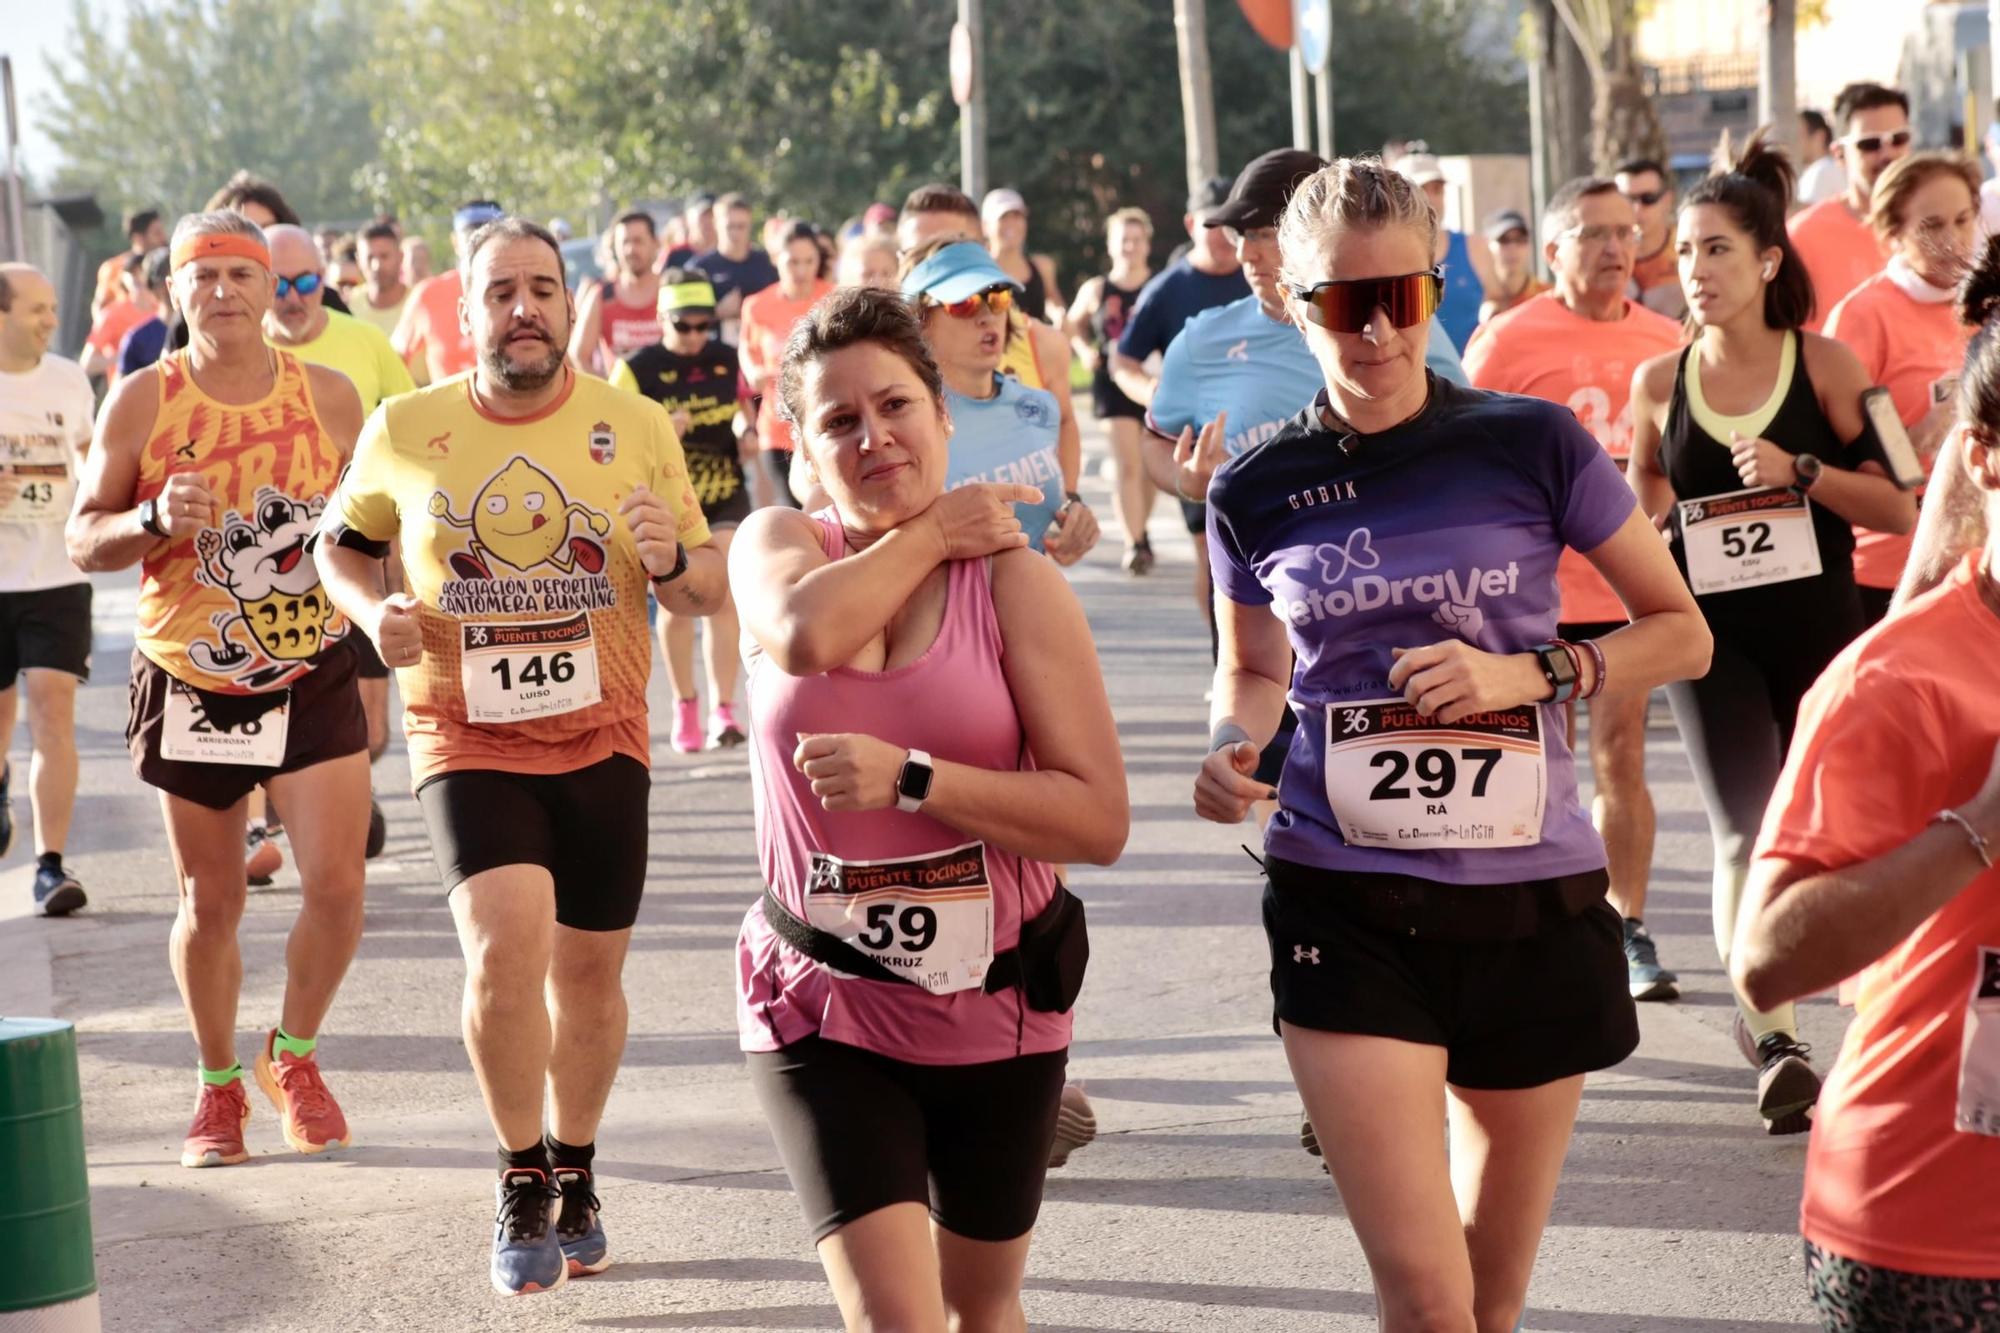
top-left (981, 187), bottom-right (1029, 229)
top-left (1397, 153), bottom-right (1445, 186)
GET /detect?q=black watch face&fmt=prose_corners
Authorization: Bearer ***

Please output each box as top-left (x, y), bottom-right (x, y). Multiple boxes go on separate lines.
top-left (899, 763), bottom-right (933, 802)
top-left (1540, 645), bottom-right (1577, 686)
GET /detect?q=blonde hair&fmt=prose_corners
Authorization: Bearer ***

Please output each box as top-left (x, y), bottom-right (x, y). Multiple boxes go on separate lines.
top-left (1868, 150), bottom-right (1983, 238)
top-left (1277, 158), bottom-right (1438, 289)
top-left (1106, 207), bottom-right (1153, 238)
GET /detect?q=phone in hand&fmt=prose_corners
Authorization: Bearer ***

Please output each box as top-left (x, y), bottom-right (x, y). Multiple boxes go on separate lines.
top-left (1863, 386), bottom-right (1931, 489)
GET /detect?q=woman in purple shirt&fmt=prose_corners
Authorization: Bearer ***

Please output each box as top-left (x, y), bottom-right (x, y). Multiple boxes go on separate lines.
top-left (1197, 159), bottom-right (1711, 1329)
top-left (729, 287), bottom-right (1127, 1329)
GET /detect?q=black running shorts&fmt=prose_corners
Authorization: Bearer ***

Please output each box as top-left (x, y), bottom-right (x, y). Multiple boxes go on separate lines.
top-left (125, 640), bottom-right (366, 811)
top-left (416, 753), bottom-right (649, 932)
top-left (350, 630), bottom-right (389, 681)
top-left (0, 583), bottom-right (92, 688)
top-left (1262, 855), bottom-right (1638, 1090)
top-left (748, 1034), bottom-right (1068, 1243)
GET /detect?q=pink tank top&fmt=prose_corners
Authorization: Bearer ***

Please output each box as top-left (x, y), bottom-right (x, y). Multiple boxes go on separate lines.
top-left (736, 511), bottom-right (1069, 1065)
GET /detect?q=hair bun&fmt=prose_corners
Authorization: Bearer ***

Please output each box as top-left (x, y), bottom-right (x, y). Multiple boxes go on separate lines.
top-left (1959, 234), bottom-right (2000, 328)
top-left (1717, 128), bottom-right (1797, 210)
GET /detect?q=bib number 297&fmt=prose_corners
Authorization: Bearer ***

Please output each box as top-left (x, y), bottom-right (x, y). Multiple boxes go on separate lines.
top-left (1366, 745), bottom-right (1503, 801)
top-left (1324, 699), bottom-right (1546, 849)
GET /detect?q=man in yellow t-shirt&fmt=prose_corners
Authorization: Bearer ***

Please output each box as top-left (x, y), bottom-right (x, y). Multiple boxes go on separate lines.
top-left (264, 225), bottom-right (416, 416)
top-left (318, 216), bottom-right (723, 1297)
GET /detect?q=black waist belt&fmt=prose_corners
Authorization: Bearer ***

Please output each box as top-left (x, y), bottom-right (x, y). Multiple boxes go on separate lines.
top-left (760, 887), bottom-right (1023, 993)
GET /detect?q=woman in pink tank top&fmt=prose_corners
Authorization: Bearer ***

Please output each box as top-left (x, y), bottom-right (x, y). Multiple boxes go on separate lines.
top-left (729, 286), bottom-right (1128, 1329)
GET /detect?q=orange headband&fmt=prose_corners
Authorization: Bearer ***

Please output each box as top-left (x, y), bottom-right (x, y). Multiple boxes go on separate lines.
top-left (170, 233), bottom-right (272, 273)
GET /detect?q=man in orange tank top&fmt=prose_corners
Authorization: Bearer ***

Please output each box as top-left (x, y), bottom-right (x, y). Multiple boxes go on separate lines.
top-left (65, 211), bottom-right (374, 1175)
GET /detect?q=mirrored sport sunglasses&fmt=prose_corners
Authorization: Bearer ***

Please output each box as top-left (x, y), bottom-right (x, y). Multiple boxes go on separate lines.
top-left (1285, 269), bottom-right (1443, 333)
top-left (922, 286), bottom-right (1014, 319)
top-left (274, 271), bottom-right (324, 299)
top-left (1847, 128), bottom-right (1913, 154)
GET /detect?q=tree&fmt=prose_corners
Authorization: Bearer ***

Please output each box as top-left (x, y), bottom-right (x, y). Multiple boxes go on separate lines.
top-left (36, 0), bottom-right (381, 226)
top-left (1549, 0), bottom-right (1665, 172)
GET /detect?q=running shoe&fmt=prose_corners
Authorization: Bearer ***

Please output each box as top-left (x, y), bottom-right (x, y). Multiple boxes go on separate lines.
top-left (1753, 1032), bottom-right (1820, 1133)
top-left (1047, 1082), bottom-right (1097, 1168)
top-left (555, 1167), bottom-right (610, 1276)
top-left (1121, 537), bottom-right (1154, 576)
top-left (180, 1076), bottom-right (251, 1168)
top-left (246, 825), bottom-right (283, 887)
top-left (491, 1168), bottom-right (568, 1296)
top-left (1621, 918), bottom-right (1678, 1002)
top-left (253, 1029), bottom-right (350, 1155)
top-left (365, 795), bottom-right (387, 860)
top-left (671, 698), bottom-right (703, 754)
top-left (0, 761), bottom-right (12, 858)
top-left (32, 863), bottom-right (86, 917)
top-left (709, 701), bottom-right (746, 748)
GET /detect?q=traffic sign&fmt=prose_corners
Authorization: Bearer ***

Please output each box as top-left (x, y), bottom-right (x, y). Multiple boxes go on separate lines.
top-left (1294, 0), bottom-right (1331, 74)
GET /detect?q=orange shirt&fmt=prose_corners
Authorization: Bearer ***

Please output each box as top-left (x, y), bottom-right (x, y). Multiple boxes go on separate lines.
top-left (1788, 198), bottom-right (1884, 333)
top-left (391, 270), bottom-right (476, 384)
top-left (1756, 552), bottom-right (2000, 1278)
top-left (92, 251), bottom-right (139, 313)
top-left (86, 300), bottom-right (150, 381)
top-left (1463, 292), bottom-right (1683, 623)
top-left (1824, 270), bottom-right (1975, 590)
top-left (739, 280), bottom-right (830, 453)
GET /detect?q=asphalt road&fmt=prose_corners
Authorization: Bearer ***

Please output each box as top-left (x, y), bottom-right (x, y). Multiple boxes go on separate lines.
top-left (0, 423), bottom-right (1837, 1332)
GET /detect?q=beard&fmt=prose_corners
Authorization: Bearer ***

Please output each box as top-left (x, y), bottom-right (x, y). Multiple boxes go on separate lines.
top-left (484, 329), bottom-right (565, 391)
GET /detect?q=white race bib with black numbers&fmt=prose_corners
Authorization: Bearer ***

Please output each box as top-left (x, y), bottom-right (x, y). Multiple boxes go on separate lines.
top-left (1678, 486), bottom-right (1821, 595)
top-left (802, 841), bottom-right (995, 995)
top-left (1957, 946), bottom-right (2000, 1138)
top-left (161, 683), bottom-right (288, 767)
top-left (460, 614), bottom-right (601, 722)
top-left (1324, 699), bottom-right (1546, 849)
top-left (0, 464), bottom-right (70, 524)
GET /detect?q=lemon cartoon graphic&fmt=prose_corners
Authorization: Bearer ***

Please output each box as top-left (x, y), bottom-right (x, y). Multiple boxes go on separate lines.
top-left (430, 457), bottom-right (611, 579)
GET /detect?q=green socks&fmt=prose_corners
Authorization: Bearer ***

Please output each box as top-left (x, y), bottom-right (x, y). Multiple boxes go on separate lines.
top-left (272, 1027), bottom-right (317, 1061)
top-left (199, 1063), bottom-right (243, 1087)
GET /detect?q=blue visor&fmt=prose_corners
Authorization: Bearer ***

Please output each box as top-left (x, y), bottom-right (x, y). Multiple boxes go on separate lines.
top-left (901, 241), bottom-right (1022, 305)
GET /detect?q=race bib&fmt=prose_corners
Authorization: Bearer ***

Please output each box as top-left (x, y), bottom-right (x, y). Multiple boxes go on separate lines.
top-left (1324, 699), bottom-right (1546, 850)
top-left (460, 614), bottom-right (601, 723)
top-left (1678, 487), bottom-right (1821, 595)
top-left (0, 464), bottom-right (70, 524)
top-left (1957, 945), bottom-right (2000, 1138)
top-left (160, 683), bottom-right (288, 767)
top-left (802, 842), bottom-right (995, 995)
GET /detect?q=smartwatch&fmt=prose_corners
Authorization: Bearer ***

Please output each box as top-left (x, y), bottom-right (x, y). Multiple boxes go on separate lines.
top-left (138, 497), bottom-right (169, 539)
top-left (895, 748), bottom-right (934, 813)
top-left (649, 541), bottom-right (689, 588)
top-left (1532, 642), bottom-right (1579, 704)
top-left (1792, 453), bottom-right (1823, 493)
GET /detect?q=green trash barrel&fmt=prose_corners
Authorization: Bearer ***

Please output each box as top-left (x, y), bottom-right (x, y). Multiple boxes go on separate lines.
top-left (0, 1018), bottom-right (99, 1331)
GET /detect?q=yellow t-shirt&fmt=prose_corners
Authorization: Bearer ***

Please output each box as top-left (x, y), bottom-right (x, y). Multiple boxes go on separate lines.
top-left (331, 368), bottom-right (710, 784)
top-left (273, 309), bottom-right (415, 417)
top-left (349, 290), bottom-right (408, 341)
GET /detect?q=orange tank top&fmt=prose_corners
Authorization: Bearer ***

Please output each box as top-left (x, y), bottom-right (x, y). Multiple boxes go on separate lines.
top-left (134, 350), bottom-right (348, 694)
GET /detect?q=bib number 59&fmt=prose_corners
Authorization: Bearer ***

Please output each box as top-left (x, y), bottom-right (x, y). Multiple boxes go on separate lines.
top-left (488, 650), bottom-right (576, 693)
top-left (1368, 747), bottom-right (1502, 801)
top-left (859, 903), bottom-right (938, 952)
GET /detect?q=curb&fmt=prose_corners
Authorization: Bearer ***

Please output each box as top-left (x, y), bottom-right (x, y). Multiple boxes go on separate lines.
top-left (0, 866), bottom-right (58, 1018)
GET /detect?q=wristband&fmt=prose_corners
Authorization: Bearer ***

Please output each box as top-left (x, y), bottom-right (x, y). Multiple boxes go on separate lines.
top-left (1934, 809), bottom-right (1994, 869)
top-left (1209, 722), bottom-right (1252, 754)
top-left (1559, 640), bottom-right (1584, 697)
top-left (1581, 638), bottom-right (1609, 700)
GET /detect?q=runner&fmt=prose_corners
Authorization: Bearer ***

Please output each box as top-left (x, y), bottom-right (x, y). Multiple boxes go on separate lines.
top-left (93, 209), bottom-right (165, 315)
top-left (1475, 209), bottom-right (1547, 325)
top-left (1731, 248), bottom-right (2000, 1324)
top-left (609, 271), bottom-right (754, 751)
top-left (835, 233), bottom-right (897, 292)
top-left (401, 235), bottom-right (434, 289)
top-left (317, 216), bottom-right (724, 1296)
top-left (1198, 156), bottom-right (1709, 1330)
top-left (733, 283), bottom-right (1126, 1330)
top-left (1463, 175), bottom-right (1686, 1003)
top-left (903, 241), bottom-right (1099, 565)
top-left (1064, 206), bottom-right (1157, 574)
top-left (663, 192), bottom-right (716, 270)
top-left (569, 211), bottom-right (663, 375)
top-left (351, 220), bottom-right (411, 341)
top-left (0, 263), bottom-right (94, 916)
top-left (64, 211), bottom-right (372, 1170)
top-left (1789, 82), bottom-right (1913, 332)
top-left (1395, 150), bottom-right (1490, 352)
top-left (82, 252), bottom-right (156, 386)
top-left (114, 248), bottom-right (173, 378)
top-left (740, 222), bottom-right (833, 508)
top-left (982, 187), bottom-right (1065, 324)
top-left (1628, 134), bottom-right (1916, 1132)
top-left (1615, 158), bottom-right (1688, 320)
top-left (1824, 151), bottom-right (1980, 624)
top-left (691, 193), bottom-right (778, 345)
top-left (393, 201), bottom-right (505, 385)
top-left (1796, 109), bottom-right (1844, 206)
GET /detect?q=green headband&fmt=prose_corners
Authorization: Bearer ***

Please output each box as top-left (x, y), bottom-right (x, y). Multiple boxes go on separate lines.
top-left (662, 280), bottom-right (717, 313)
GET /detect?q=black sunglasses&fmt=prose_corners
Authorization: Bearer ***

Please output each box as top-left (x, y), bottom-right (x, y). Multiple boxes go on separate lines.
top-left (1286, 269), bottom-right (1443, 333)
top-left (1622, 188), bottom-right (1667, 207)
top-left (670, 317), bottom-right (715, 334)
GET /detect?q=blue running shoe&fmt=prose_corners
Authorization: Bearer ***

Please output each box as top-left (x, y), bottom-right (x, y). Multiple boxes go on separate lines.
top-left (490, 1168), bottom-right (567, 1296)
top-left (1622, 917), bottom-right (1678, 1002)
top-left (555, 1167), bottom-right (609, 1276)
top-left (33, 863), bottom-right (86, 918)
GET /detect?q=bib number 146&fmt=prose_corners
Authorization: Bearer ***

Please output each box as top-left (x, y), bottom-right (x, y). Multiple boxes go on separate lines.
top-left (460, 613), bottom-right (602, 722)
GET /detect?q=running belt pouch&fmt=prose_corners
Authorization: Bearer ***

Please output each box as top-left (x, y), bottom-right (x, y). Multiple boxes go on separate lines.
top-left (759, 885), bottom-right (1087, 1013)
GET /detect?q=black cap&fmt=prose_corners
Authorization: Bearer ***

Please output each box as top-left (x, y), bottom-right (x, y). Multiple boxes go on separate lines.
top-left (1186, 175), bottom-right (1235, 217)
top-left (1203, 149), bottom-right (1328, 230)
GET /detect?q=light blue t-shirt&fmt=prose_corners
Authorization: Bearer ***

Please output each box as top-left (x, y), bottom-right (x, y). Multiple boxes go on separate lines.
top-left (1148, 295), bottom-right (1467, 459)
top-left (945, 375), bottom-right (1066, 551)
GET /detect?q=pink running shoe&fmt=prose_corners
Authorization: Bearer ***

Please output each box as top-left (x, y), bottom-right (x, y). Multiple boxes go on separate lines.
top-left (254, 1029), bottom-right (351, 1155)
top-left (181, 1077), bottom-right (251, 1168)
top-left (709, 701), bottom-right (746, 748)
top-left (671, 698), bottom-right (703, 753)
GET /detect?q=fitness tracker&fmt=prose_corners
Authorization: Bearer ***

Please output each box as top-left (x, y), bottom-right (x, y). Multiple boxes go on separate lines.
top-left (1792, 453), bottom-right (1823, 493)
top-left (648, 541), bottom-right (689, 588)
top-left (1532, 642), bottom-right (1580, 704)
top-left (895, 748), bottom-right (935, 813)
top-left (138, 497), bottom-right (168, 539)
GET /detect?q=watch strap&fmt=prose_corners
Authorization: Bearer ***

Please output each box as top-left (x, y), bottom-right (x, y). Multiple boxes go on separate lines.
top-left (649, 541), bottom-right (689, 587)
top-left (138, 497), bottom-right (168, 539)
top-left (895, 747), bottom-right (933, 813)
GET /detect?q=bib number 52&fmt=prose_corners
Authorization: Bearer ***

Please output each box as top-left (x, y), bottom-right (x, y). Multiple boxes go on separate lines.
top-left (1367, 746), bottom-right (1502, 801)
top-left (1720, 522), bottom-right (1774, 559)
top-left (487, 650), bottom-right (576, 693)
